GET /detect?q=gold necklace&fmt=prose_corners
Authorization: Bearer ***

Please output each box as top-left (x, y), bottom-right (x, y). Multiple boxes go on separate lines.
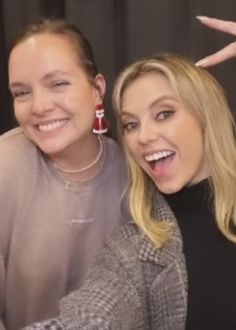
top-left (53, 135), bottom-right (103, 174)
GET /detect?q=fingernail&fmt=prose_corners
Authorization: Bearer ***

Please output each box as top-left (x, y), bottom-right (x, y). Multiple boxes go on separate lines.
top-left (196, 16), bottom-right (208, 21)
top-left (195, 59), bottom-right (208, 67)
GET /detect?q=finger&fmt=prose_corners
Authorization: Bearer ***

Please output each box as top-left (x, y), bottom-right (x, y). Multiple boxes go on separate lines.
top-left (196, 16), bottom-right (236, 36)
top-left (195, 42), bottom-right (236, 67)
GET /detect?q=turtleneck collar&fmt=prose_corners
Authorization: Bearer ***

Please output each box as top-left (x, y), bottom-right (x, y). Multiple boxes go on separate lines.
top-left (162, 178), bottom-right (213, 213)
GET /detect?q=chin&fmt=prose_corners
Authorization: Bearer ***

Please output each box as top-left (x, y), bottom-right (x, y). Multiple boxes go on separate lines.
top-left (37, 142), bottom-right (65, 156)
top-left (154, 180), bottom-right (184, 195)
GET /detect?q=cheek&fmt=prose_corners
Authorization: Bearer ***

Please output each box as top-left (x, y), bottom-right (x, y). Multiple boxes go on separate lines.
top-left (67, 94), bottom-right (96, 114)
top-left (183, 128), bottom-right (204, 165)
top-left (14, 104), bottom-right (27, 125)
top-left (193, 136), bottom-right (204, 165)
top-left (124, 135), bottom-right (140, 160)
top-left (123, 135), bottom-right (134, 152)
top-left (175, 117), bottom-right (203, 152)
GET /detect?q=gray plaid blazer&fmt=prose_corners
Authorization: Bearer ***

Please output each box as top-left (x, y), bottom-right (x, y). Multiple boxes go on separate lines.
top-left (25, 193), bottom-right (187, 330)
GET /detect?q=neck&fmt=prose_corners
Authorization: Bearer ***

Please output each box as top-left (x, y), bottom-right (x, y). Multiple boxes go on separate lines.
top-left (51, 135), bottom-right (104, 178)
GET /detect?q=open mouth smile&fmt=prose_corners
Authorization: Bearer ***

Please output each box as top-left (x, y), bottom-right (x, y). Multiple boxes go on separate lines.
top-left (144, 150), bottom-right (176, 176)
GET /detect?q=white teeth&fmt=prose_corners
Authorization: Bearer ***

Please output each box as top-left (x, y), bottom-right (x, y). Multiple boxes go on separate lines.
top-left (145, 150), bottom-right (173, 162)
top-left (38, 120), bottom-right (66, 132)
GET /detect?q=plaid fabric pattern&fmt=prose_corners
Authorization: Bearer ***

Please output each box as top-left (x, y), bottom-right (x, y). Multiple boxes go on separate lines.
top-left (25, 190), bottom-right (187, 329)
top-left (24, 319), bottom-right (63, 330)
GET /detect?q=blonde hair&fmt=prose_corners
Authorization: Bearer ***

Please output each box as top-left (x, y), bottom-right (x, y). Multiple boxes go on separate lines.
top-left (113, 53), bottom-right (236, 246)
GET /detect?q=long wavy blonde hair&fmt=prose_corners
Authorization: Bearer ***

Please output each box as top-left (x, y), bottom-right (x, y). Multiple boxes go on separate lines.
top-left (113, 53), bottom-right (236, 247)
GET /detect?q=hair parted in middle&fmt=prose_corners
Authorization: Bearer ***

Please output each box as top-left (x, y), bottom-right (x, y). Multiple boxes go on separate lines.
top-left (113, 53), bottom-right (236, 247)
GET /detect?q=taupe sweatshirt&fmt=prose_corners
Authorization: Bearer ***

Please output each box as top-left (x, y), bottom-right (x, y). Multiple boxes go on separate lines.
top-left (0, 127), bottom-right (129, 329)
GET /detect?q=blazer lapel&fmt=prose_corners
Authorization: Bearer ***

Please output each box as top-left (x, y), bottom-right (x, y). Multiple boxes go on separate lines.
top-left (139, 190), bottom-right (183, 265)
top-left (138, 190), bottom-right (188, 329)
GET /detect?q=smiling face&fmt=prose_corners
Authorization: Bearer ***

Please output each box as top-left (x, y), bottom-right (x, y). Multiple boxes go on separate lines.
top-left (8, 33), bottom-right (105, 158)
top-left (121, 72), bottom-right (208, 194)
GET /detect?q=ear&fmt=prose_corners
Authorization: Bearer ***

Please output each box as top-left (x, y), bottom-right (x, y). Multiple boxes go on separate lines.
top-left (94, 74), bottom-right (106, 101)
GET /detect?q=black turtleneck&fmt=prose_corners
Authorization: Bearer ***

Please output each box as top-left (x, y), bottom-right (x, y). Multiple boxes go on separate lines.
top-left (164, 179), bottom-right (236, 330)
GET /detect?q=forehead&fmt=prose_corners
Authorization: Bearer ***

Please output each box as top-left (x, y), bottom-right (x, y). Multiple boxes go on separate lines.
top-left (122, 72), bottom-right (174, 108)
top-left (9, 34), bottom-right (79, 70)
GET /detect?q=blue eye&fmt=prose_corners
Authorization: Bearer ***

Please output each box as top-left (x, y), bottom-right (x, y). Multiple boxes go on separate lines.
top-left (156, 110), bottom-right (174, 120)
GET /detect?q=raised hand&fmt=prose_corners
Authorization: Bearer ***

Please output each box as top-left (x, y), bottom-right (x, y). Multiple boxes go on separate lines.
top-left (195, 16), bottom-right (236, 67)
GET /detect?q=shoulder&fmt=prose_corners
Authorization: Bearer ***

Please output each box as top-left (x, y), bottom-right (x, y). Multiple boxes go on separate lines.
top-left (93, 224), bottom-right (142, 276)
top-left (0, 127), bottom-right (43, 183)
top-left (81, 223), bottom-right (142, 275)
top-left (106, 223), bottom-right (141, 253)
top-left (0, 127), bottom-right (36, 153)
top-left (0, 127), bottom-right (39, 165)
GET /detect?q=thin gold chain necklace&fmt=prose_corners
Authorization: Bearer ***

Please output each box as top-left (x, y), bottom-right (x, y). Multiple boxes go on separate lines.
top-left (53, 135), bottom-right (103, 174)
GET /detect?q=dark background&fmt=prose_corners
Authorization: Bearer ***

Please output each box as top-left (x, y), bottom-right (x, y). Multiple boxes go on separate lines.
top-left (1, 0), bottom-right (236, 135)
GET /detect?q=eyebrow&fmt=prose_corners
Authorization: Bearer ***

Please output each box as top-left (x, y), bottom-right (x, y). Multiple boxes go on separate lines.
top-left (121, 94), bottom-right (177, 116)
top-left (9, 70), bottom-right (69, 90)
top-left (42, 70), bottom-right (69, 81)
top-left (9, 82), bottom-right (25, 90)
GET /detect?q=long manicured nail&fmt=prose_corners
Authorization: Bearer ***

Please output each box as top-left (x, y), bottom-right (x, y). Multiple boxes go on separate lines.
top-left (196, 16), bottom-right (208, 21)
top-left (195, 59), bottom-right (208, 67)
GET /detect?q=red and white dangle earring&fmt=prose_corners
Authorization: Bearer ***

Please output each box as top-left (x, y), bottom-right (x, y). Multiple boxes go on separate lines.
top-left (93, 103), bottom-right (109, 134)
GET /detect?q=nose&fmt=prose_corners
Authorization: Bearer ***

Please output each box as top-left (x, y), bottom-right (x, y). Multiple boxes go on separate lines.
top-left (138, 122), bottom-right (157, 145)
top-left (31, 89), bottom-right (54, 115)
